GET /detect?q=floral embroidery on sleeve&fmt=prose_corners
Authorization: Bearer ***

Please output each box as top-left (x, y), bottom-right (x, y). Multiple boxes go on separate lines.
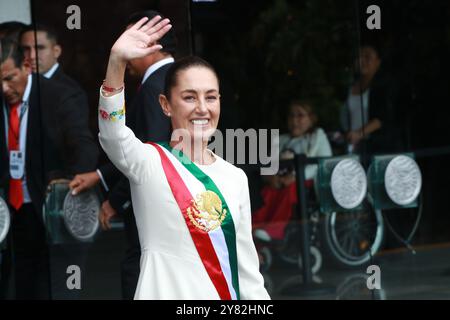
top-left (99, 105), bottom-right (126, 121)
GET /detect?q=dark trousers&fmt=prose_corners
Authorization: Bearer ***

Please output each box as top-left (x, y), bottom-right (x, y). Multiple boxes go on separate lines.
top-left (121, 207), bottom-right (140, 300)
top-left (8, 203), bottom-right (50, 299)
top-left (0, 203), bottom-right (90, 300)
top-left (0, 239), bottom-right (13, 299)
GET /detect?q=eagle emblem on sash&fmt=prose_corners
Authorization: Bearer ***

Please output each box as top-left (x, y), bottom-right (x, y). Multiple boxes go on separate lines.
top-left (187, 190), bottom-right (227, 232)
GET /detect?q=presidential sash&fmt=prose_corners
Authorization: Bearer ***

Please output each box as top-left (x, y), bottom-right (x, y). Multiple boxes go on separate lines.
top-left (149, 142), bottom-right (240, 300)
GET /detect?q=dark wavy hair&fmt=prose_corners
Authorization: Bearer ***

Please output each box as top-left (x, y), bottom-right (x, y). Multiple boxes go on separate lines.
top-left (163, 56), bottom-right (219, 100)
top-left (19, 23), bottom-right (59, 44)
top-left (0, 38), bottom-right (24, 67)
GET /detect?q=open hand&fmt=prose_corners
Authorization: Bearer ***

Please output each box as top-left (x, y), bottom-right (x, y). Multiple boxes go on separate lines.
top-left (110, 16), bottom-right (172, 62)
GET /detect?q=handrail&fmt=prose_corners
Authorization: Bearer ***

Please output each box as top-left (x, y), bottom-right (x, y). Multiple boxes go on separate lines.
top-left (238, 145), bottom-right (450, 172)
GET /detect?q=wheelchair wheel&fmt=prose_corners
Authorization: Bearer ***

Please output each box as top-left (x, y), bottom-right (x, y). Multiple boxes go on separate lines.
top-left (322, 200), bottom-right (384, 268)
top-left (336, 273), bottom-right (386, 300)
top-left (279, 224), bottom-right (322, 274)
top-left (298, 245), bottom-right (322, 274)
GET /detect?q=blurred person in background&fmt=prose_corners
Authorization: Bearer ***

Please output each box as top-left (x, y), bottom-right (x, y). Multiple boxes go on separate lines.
top-left (340, 43), bottom-right (402, 156)
top-left (252, 100), bottom-right (332, 241)
top-left (19, 23), bottom-right (99, 299)
top-left (0, 21), bottom-right (26, 42)
top-left (0, 39), bottom-right (98, 299)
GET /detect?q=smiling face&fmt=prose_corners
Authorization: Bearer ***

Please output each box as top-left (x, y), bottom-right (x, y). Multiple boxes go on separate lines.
top-left (288, 104), bottom-right (314, 137)
top-left (160, 66), bottom-right (220, 142)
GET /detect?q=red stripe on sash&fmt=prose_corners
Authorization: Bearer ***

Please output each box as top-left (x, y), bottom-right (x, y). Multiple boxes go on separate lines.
top-left (149, 142), bottom-right (232, 300)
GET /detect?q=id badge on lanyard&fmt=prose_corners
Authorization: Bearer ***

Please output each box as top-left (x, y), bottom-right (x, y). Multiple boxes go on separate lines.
top-left (5, 102), bottom-right (28, 180)
top-left (10, 150), bottom-right (24, 179)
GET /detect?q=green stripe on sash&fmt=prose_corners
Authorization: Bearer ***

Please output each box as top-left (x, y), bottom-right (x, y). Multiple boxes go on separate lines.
top-left (159, 142), bottom-right (240, 300)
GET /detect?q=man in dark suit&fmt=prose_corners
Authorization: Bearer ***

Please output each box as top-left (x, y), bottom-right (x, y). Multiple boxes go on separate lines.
top-left (0, 39), bottom-right (98, 299)
top-left (18, 24), bottom-right (97, 169)
top-left (20, 24), bottom-right (122, 198)
top-left (19, 24), bottom-right (92, 147)
top-left (70, 10), bottom-right (176, 299)
top-left (20, 24), bottom-right (70, 82)
top-left (19, 24), bottom-right (100, 299)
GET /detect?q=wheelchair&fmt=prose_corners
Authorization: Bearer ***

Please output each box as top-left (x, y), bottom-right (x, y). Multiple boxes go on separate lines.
top-left (253, 182), bottom-right (386, 271)
top-left (253, 181), bottom-right (323, 274)
top-left (320, 194), bottom-right (385, 268)
top-left (253, 140), bottom-right (423, 271)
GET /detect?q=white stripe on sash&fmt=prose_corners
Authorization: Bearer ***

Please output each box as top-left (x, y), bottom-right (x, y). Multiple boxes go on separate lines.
top-left (209, 228), bottom-right (237, 300)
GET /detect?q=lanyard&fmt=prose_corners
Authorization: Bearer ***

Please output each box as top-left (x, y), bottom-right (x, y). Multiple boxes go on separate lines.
top-left (4, 101), bottom-right (29, 144)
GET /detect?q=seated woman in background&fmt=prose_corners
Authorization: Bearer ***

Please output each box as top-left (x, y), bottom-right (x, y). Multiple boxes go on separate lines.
top-left (252, 100), bottom-right (332, 241)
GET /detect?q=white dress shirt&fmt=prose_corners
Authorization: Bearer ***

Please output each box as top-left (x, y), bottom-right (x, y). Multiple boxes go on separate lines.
top-left (3, 74), bottom-right (33, 203)
top-left (141, 57), bottom-right (174, 84)
top-left (44, 63), bottom-right (59, 79)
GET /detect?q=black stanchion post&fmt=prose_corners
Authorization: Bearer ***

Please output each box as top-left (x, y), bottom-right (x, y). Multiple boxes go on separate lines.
top-left (296, 154), bottom-right (312, 284)
top-left (281, 154), bottom-right (335, 297)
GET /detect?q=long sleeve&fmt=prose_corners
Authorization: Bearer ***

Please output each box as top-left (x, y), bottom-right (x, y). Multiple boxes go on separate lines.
top-left (108, 175), bottom-right (132, 213)
top-left (313, 128), bottom-right (332, 158)
top-left (98, 89), bottom-right (154, 185)
top-left (105, 81), bottom-right (171, 213)
top-left (236, 170), bottom-right (270, 300)
top-left (305, 128), bottom-right (332, 180)
top-left (57, 86), bottom-right (99, 174)
top-left (340, 101), bottom-right (350, 132)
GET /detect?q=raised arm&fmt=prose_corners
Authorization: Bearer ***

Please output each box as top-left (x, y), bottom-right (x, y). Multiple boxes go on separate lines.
top-left (104, 16), bottom-right (172, 92)
top-left (98, 16), bottom-right (172, 185)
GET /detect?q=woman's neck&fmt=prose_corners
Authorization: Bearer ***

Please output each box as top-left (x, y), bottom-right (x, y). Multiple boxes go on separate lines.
top-left (170, 139), bottom-right (214, 165)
